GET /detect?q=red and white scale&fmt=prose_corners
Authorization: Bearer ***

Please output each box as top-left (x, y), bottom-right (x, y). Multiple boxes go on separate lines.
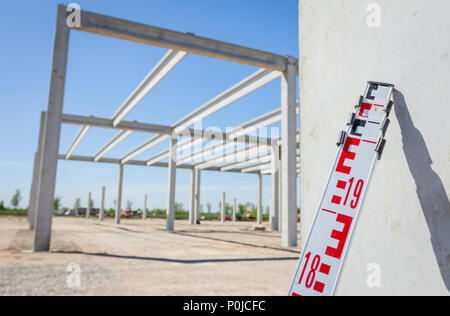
top-left (289, 81), bottom-right (394, 296)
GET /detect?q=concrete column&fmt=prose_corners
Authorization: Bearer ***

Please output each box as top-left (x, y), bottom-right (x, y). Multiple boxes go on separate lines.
top-left (189, 168), bottom-right (196, 224)
top-left (281, 57), bottom-right (298, 247)
top-left (233, 198), bottom-right (237, 222)
top-left (166, 136), bottom-right (177, 231)
top-left (99, 186), bottom-right (105, 221)
top-left (194, 168), bottom-right (201, 224)
top-left (115, 164), bottom-right (124, 225)
top-left (257, 173), bottom-right (263, 225)
top-left (86, 192), bottom-right (91, 219)
top-left (28, 112), bottom-right (46, 230)
top-left (221, 192), bottom-right (226, 223)
top-left (33, 6), bottom-right (70, 252)
top-left (271, 144), bottom-right (280, 231)
top-left (278, 154), bottom-right (283, 232)
top-left (143, 194), bottom-right (147, 220)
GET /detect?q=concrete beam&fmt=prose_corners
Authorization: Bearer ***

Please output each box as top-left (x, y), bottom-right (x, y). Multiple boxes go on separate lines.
top-left (280, 57), bottom-right (298, 248)
top-left (73, 6), bottom-right (291, 71)
top-left (34, 6), bottom-right (70, 252)
top-left (62, 113), bottom-right (172, 134)
top-left (112, 49), bottom-right (187, 126)
top-left (173, 69), bottom-right (281, 134)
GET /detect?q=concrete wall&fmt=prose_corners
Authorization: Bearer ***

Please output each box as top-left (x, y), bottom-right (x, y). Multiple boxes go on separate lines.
top-left (298, 0), bottom-right (449, 295)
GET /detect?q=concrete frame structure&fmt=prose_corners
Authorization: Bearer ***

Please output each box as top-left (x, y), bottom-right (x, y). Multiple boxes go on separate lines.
top-left (29, 5), bottom-right (299, 251)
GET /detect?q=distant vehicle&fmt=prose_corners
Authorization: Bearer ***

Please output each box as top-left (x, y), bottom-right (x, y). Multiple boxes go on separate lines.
top-left (218, 215), bottom-right (231, 221)
top-left (131, 210), bottom-right (141, 217)
top-left (64, 209), bottom-right (76, 216)
top-left (246, 213), bottom-right (256, 220)
top-left (121, 210), bottom-right (132, 217)
top-left (76, 208), bottom-right (100, 216)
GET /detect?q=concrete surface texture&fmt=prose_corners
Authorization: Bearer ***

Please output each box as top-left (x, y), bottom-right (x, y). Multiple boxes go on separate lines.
top-left (298, 0), bottom-right (450, 295)
top-left (0, 217), bottom-right (300, 296)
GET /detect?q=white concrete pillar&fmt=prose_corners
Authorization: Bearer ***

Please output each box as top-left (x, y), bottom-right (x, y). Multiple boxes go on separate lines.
top-left (166, 136), bottom-right (177, 231)
top-left (278, 155), bottom-right (283, 232)
top-left (115, 164), bottom-right (124, 225)
top-left (33, 6), bottom-right (70, 252)
top-left (233, 198), bottom-right (237, 222)
top-left (271, 144), bottom-right (280, 231)
top-left (99, 186), bottom-right (105, 222)
top-left (257, 173), bottom-right (263, 225)
top-left (194, 168), bottom-right (201, 224)
top-left (189, 168), bottom-right (196, 224)
top-left (221, 192), bottom-right (226, 223)
top-left (28, 112), bottom-right (46, 230)
top-left (143, 194), bottom-right (147, 220)
top-left (86, 192), bottom-right (91, 219)
top-left (281, 57), bottom-right (298, 247)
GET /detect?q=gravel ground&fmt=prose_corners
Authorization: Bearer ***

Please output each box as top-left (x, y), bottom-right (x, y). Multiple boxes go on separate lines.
top-left (0, 216), bottom-right (300, 296)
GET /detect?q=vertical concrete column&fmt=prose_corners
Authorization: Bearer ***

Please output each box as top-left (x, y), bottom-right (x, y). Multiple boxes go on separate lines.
top-left (194, 168), bottom-right (201, 224)
top-left (99, 186), bottom-right (105, 222)
top-left (166, 136), bottom-right (177, 231)
top-left (281, 57), bottom-right (298, 247)
top-left (257, 173), bottom-right (263, 225)
top-left (271, 144), bottom-right (280, 231)
top-left (143, 194), bottom-right (147, 220)
top-left (115, 164), bottom-right (124, 225)
top-left (189, 168), bottom-right (196, 224)
top-left (233, 198), bottom-right (237, 222)
top-left (28, 112), bottom-right (46, 230)
top-left (278, 154), bottom-right (283, 232)
top-left (221, 192), bottom-right (226, 223)
top-left (33, 6), bottom-right (70, 252)
top-left (86, 192), bottom-right (91, 219)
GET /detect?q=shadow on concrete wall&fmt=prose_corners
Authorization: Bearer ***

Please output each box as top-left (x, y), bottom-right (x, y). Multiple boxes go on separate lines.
top-left (393, 90), bottom-right (450, 292)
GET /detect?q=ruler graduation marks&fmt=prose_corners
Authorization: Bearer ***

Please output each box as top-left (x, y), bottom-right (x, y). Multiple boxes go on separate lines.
top-left (289, 81), bottom-right (394, 296)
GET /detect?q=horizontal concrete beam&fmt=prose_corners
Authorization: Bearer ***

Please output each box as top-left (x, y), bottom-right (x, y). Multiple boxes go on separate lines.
top-left (71, 5), bottom-right (293, 71)
top-left (58, 154), bottom-right (258, 174)
top-left (62, 113), bottom-right (172, 134)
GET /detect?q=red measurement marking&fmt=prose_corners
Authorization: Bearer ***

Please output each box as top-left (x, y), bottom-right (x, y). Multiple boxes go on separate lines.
top-left (325, 214), bottom-right (353, 260)
top-left (336, 137), bottom-right (360, 175)
top-left (362, 139), bottom-right (377, 144)
top-left (331, 195), bottom-right (342, 205)
top-left (322, 208), bottom-right (337, 215)
top-left (358, 103), bottom-right (372, 118)
top-left (292, 292), bottom-right (302, 296)
top-left (319, 264), bottom-right (331, 275)
top-left (313, 281), bottom-right (325, 293)
top-left (336, 180), bottom-right (346, 189)
top-left (374, 104), bottom-right (385, 108)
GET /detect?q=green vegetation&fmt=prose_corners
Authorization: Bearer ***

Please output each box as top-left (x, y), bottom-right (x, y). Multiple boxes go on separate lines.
top-left (0, 208), bottom-right (28, 216)
top-left (11, 189), bottom-right (22, 209)
top-left (54, 196), bottom-right (61, 210)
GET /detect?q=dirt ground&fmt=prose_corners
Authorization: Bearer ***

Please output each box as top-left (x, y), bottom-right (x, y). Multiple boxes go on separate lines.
top-left (0, 216), bottom-right (301, 296)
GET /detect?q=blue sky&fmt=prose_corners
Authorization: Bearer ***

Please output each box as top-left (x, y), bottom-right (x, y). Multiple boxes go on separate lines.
top-left (0, 0), bottom-right (298, 211)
